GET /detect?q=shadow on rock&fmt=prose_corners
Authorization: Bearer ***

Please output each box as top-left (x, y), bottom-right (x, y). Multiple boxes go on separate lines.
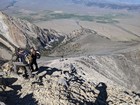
top-left (37, 66), bottom-right (62, 76)
top-left (5, 92), bottom-right (38, 105)
top-left (0, 60), bottom-right (8, 67)
top-left (17, 93), bottom-right (38, 105)
top-left (0, 77), bottom-right (38, 105)
top-left (132, 91), bottom-right (140, 98)
top-left (95, 82), bottom-right (108, 105)
top-left (32, 66), bottom-right (62, 85)
top-left (4, 78), bottom-right (18, 86)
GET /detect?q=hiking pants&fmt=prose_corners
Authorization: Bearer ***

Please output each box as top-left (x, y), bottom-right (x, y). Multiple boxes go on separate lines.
top-left (13, 62), bottom-right (32, 78)
top-left (30, 60), bottom-right (38, 71)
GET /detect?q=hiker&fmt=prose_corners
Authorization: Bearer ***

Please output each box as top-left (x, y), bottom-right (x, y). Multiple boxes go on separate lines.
top-left (13, 48), bottom-right (32, 78)
top-left (30, 47), bottom-right (39, 72)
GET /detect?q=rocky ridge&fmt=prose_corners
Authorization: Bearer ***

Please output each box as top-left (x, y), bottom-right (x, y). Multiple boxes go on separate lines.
top-left (0, 57), bottom-right (140, 105)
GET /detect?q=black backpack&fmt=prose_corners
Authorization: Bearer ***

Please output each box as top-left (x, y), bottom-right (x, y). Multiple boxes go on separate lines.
top-left (36, 51), bottom-right (41, 59)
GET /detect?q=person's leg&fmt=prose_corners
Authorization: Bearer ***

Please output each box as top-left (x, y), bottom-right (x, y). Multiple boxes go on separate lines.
top-left (30, 62), bottom-right (34, 72)
top-left (13, 62), bottom-right (18, 73)
top-left (34, 60), bottom-right (39, 71)
top-left (25, 65), bottom-right (32, 78)
top-left (24, 66), bottom-right (28, 78)
top-left (13, 62), bottom-right (24, 74)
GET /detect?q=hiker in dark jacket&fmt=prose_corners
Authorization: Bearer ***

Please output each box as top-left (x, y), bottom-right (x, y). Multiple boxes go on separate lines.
top-left (13, 48), bottom-right (32, 78)
top-left (30, 47), bottom-right (39, 72)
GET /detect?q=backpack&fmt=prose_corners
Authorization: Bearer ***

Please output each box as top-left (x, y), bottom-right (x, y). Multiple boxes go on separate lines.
top-left (23, 50), bottom-right (32, 64)
top-left (36, 51), bottom-right (41, 59)
top-left (25, 54), bottom-right (32, 64)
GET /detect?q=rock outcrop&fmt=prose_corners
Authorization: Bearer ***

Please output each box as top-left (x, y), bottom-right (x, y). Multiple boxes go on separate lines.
top-left (0, 11), bottom-right (64, 60)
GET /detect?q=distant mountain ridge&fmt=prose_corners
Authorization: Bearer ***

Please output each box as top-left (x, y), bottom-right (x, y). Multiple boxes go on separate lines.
top-left (71, 0), bottom-right (140, 11)
top-left (0, 0), bottom-right (140, 13)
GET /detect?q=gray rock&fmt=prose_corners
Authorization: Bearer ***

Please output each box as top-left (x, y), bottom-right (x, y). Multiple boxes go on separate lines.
top-left (37, 71), bottom-right (47, 77)
top-left (120, 103), bottom-right (128, 105)
top-left (0, 102), bottom-right (6, 105)
top-left (70, 64), bottom-right (77, 74)
top-left (58, 78), bottom-right (68, 89)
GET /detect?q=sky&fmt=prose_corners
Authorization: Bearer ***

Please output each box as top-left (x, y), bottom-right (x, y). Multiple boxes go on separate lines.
top-left (106, 0), bottom-right (140, 4)
top-left (71, 0), bottom-right (140, 4)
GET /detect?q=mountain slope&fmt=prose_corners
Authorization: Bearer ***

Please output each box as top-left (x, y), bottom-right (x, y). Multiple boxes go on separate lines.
top-left (51, 27), bottom-right (140, 57)
top-left (49, 27), bottom-right (140, 92)
top-left (0, 11), bottom-right (64, 60)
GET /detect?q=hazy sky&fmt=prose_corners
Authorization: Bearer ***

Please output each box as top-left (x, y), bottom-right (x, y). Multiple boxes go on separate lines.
top-left (1, 0), bottom-right (140, 6)
top-left (71, 0), bottom-right (140, 4)
top-left (106, 0), bottom-right (140, 4)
